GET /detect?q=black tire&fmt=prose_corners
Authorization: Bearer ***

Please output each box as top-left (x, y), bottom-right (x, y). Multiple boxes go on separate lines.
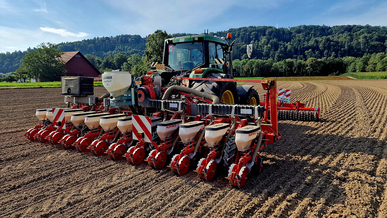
top-left (191, 73), bottom-right (238, 105)
top-left (219, 82), bottom-right (238, 104)
top-left (239, 88), bottom-right (260, 105)
top-left (222, 135), bottom-right (237, 170)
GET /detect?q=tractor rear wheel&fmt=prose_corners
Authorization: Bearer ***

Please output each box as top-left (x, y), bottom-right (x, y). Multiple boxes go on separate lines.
top-left (239, 88), bottom-right (260, 106)
top-left (191, 73), bottom-right (238, 105)
top-left (219, 82), bottom-right (238, 104)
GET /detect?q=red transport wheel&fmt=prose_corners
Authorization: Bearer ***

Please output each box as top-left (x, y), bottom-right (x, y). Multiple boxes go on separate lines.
top-left (63, 135), bottom-right (78, 149)
top-left (27, 128), bottom-right (40, 141)
top-left (169, 154), bottom-right (180, 174)
top-left (36, 130), bottom-right (51, 143)
top-left (237, 166), bottom-right (249, 188)
top-left (25, 128), bottom-right (35, 139)
top-left (153, 151), bottom-right (167, 169)
top-left (93, 140), bottom-right (109, 156)
top-left (131, 147), bottom-right (146, 165)
top-left (204, 159), bottom-right (217, 181)
top-left (177, 155), bottom-right (190, 176)
top-left (77, 137), bottom-right (92, 152)
top-left (196, 158), bottom-right (206, 179)
top-left (88, 139), bottom-right (100, 152)
top-left (106, 143), bottom-right (116, 158)
top-left (46, 131), bottom-right (57, 144)
top-left (124, 146), bottom-right (136, 163)
top-left (110, 143), bottom-right (127, 160)
top-left (73, 137), bottom-right (84, 150)
top-left (59, 134), bottom-right (70, 145)
top-left (146, 149), bottom-right (158, 167)
top-left (50, 131), bottom-right (65, 145)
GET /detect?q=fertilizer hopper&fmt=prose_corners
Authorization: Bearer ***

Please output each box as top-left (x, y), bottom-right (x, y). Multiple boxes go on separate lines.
top-left (106, 116), bottom-right (133, 161)
top-left (35, 109), bottom-right (48, 120)
top-left (169, 120), bottom-right (206, 176)
top-left (84, 113), bottom-right (110, 130)
top-left (179, 121), bottom-right (204, 144)
top-left (63, 109), bottom-right (83, 122)
top-left (157, 119), bottom-right (182, 141)
top-left (25, 109), bottom-right (49, 141)
top-left (205, 123), bottom-right (230, 147)
top-left (235, 125), bottom-right (260, 151)
top-left (102, 71), bottom-right (132, 98)
top-left (117, 116), bottom-right (132, 134)
top-left (46, 109), bottom-right (54, 122)
top-left (71, 111), bottom-right (96, 127)
top-left (100, 114), bottom-right (127, 132)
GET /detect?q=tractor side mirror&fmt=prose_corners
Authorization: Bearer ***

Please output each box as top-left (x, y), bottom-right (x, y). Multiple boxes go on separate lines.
top-left (247, 44), bottom-right (253, 59)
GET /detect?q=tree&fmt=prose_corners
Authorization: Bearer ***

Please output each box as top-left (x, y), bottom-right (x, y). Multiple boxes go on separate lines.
top-left (122, 54), bottom-right (143, 71)
top-left (144, 30), bottom-right (172, 64)
top-left (131, 64), bottom-right (147, 77)
top-left (113, 53), bottom-right (128, 69)
top-left (376, 57), bottom-right (387, 71)
top-left (17, 43), bottom-right (66, 81)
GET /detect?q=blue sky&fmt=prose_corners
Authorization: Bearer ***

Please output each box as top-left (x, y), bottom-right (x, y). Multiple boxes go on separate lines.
top-left (0, 0), bottom-right (386, 53)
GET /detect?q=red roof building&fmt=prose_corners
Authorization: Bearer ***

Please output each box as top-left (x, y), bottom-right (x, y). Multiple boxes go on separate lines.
top-left (61, 51), bottom-right (100, 78)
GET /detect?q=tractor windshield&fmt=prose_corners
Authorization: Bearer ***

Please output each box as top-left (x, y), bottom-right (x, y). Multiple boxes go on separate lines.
top-left (167, 42), bottom-right (203, 71)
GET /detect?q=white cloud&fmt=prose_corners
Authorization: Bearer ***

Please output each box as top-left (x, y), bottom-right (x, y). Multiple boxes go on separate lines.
top-left (0, 26), bottom-right (89, 53)
top-left (40, 27), bottom-right (88, 38)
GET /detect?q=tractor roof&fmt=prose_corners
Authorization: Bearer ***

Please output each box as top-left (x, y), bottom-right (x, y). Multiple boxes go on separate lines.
top-left (167, 34), bottom-right (227, 45)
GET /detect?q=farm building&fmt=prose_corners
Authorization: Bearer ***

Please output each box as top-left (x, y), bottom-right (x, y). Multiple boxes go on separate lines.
top-left (61, 51), bottom-right (100, 78)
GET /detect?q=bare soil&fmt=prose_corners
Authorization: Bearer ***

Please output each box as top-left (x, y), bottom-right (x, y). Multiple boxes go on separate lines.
top-left (1, 80), bottom-right (387, 217)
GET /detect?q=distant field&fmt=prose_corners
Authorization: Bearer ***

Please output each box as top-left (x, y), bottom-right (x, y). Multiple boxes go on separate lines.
top-left (342, 72), bottom-right (387, 80)
top-left (236, 76), bottom-right (352, 82)
top-left (0, 81), bottom-right (103, 89)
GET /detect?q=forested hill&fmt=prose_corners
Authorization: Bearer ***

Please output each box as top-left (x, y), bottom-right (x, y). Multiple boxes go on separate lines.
top-left (1, 25), bottom-right (387, 74)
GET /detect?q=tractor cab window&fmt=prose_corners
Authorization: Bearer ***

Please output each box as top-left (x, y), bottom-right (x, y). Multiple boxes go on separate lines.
top-left (209, 42), bottom-right (224, 69)
top-left (168, 42), bottom-right (203, 71)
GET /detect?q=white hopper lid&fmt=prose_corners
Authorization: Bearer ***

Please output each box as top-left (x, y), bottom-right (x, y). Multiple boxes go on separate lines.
top-left (179, 120), bottom-right (204, 129)
top-left (100, 114), bottom-right (127, 120)
top-left (205, 123), bottom-right (229, 131)
top-left (235, 125), bottom-right (260, 134)
top-left (157, 119), bottom-right (182, 127)
top-left (118, 116), bottom-right (132, 121)
top-left (72, 111), bottom-right (96, 117)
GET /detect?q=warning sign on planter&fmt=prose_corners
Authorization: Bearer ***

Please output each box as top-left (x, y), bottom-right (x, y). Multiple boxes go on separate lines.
top-left (278, 88), bottom-right (291, 103)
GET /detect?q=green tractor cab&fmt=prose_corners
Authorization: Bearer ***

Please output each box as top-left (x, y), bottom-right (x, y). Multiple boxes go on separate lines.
top-left (159, 34), bottom-right (257, 105)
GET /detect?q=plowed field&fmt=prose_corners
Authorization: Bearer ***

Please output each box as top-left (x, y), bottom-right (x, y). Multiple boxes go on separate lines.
top-left (1, 80), bottom-right (387, 217)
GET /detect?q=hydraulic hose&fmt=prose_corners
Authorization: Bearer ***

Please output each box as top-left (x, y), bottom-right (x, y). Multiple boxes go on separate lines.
top-left (162, 85), bottom-right (219, 104)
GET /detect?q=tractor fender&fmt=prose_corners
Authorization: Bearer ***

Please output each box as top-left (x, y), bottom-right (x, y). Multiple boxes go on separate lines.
top-left (237, 85), bottom-right (254, 99)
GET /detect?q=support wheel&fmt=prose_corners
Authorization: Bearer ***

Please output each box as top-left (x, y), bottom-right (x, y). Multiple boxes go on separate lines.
top-left (108, 143), bottom-right (127, 160)
top-left (204, 159), bottom-right (217, 181)
top-left (51, 131), bottom-right (65, 145)
top-left (63, 135), bottom-right (77, 149)
top-left (76, 137), bottom-right (92, 152)
top-left (153, 151), bottom-right (167, 169)
top-left (126, 146), bottom-right (145, 165)
top-left (177, 155), bottom-right (190, 176)
top-left (93, 141), bottom-right (109, 156)
top-left (237, 166), bottom-right (249, 188)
